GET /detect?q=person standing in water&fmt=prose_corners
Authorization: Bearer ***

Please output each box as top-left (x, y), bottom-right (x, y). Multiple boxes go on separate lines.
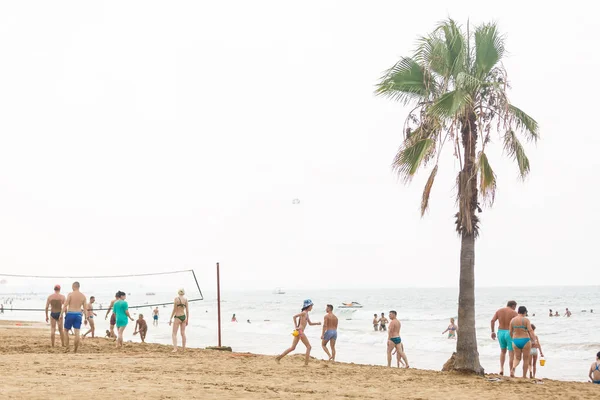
top-left (113, 291), bottom-right (134, 348)
top-left (82, 296), bottom-right (97, 339)
top-left (63, 282), bottom-right (88, 353)
top-left (321, 304), bottom-right (338, 362)
top-left (387, 310), bottom-right (409, 368)
top-left (490, 300), bottom-right (518, 376)
top-left (548, 309), bottom-right (553, 317)
top-left (379, 312), bottom-right (388, 331)
top-left (45, 285), bottom-right (66, 347)
top-left (442, 318), bottom-right (457, 339)
top-left (275, 299), bottom-right (321, 365)
top-left (529, 324), bottom-right (544, 378)
top-left (372, 314), bottom-right (378, 331)
top-left (509, 306), bottom-right (536, 378)
top-left (169, 289), bottom-right (189, 353)
top-left (231, 314), bottom-right (238, 322)
top-left (564, 308), bottom-right (572, 317)
top-left (152, 307), bottom-right (159, 326)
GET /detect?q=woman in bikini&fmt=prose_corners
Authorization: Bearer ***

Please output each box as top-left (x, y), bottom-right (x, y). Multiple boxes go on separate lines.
top-left (169, 288), bottom-right (189, 352)
top-left (509, 306), bottom-right (536, 378)
top-left (529, 324), bottom-right (544, 378)
top-left (442, 318), bottom-right (457, 339)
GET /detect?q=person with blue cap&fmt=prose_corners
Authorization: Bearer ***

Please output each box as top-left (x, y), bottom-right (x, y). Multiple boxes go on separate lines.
top-left (275, 299), bottom-right (321, 365)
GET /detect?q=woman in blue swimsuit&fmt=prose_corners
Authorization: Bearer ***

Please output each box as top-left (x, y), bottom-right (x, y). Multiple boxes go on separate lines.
top-left (509, 306), bottom-right (536, 378)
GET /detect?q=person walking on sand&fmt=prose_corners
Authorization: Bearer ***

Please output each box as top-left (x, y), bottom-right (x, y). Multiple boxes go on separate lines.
top-left (45, 285), bottom-right (66, 347)
top-left (62, 282), bottom-right (88, 353)
top-left (152, 307), bottom-right (159, 326)
top-left (133, 314), bottom-right (148, 343)
top-left (379, 312), bottom-right (388, 331)
top-left (321, 304), bottom-right (338, 362)
top-left (490, 300), bottom-right (518, 375)
top-left (82, 296), bottom-right (98, 338)
top-left (105, 292), bottom-right (121, 338)
top-left (387, 311), bottom-right (409, 368)
top-left (442, 318), bottom-right (457, 339)
top-left (169, 289), bottom-right (189, 353)
top-left (509, 306), bottom-right (536, 378)
top-left (529, 324), bottom-right (544, 378)
top-left (372, 314), bottom-right (379, 331)
top-left (113, 291), bottom-right (134, 348)
top-left (275, 299), bottom-right (321, 365)
top-left (589, 351), bottom-right (600, 384)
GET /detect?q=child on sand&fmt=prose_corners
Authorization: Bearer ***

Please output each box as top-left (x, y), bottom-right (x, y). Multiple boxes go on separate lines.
top-left (133, 314), bottom-right (148, 343)
top-left (529, 324), bottom-right (544, 378)
top-left (275, 299), bottom-right (321, 365)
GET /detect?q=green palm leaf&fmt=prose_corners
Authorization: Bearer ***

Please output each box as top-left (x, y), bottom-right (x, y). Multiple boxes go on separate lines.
top-left (375, 57), bottom-right (431, 105)
top-left (437, 19), bottom-right (467, 77)
top-left (392, 138), bottom-right (436, 182)
top-left (503, 130), bottom-right (530, 179)
top-left (478, 152), bottom-right (497, 205)
top-left (429, 90), bottom-right (471, 118)
top-left (415, 35), bottom-right (451, 78)
top-left (508, 104), bottom-right (539, 142)
top-left (474, 23), bottom-right (504, 77)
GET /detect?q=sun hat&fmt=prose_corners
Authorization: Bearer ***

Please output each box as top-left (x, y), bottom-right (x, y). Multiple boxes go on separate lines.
top-left (302, 299), bottom-right (313, 310)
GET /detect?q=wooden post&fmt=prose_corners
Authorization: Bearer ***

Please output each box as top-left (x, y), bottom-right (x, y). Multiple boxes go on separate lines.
top-left (216, 262), bottom-right (222, 347)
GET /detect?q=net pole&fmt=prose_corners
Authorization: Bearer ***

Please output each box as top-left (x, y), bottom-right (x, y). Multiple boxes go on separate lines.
top-left (217, 262), bottom-right (222, 347)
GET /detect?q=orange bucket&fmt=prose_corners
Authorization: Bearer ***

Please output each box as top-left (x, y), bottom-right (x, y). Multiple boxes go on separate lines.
top-left (539, 357), bottom-right (546, 367)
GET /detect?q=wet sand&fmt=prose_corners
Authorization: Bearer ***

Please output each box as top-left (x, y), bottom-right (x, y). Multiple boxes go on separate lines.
top-left (0, 320), bottom-right (596, 399)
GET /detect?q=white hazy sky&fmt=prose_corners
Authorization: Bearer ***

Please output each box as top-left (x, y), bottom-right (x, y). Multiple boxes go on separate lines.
top-left (0, 1), bottom-right (598, 291)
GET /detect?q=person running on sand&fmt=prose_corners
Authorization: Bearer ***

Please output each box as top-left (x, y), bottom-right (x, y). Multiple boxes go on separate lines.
top-left (133, 314), bottom-right (148, 343)
top-left (169, 289), bottom-right (189, 353)
top-left (45, 285), bottom-right (66, 347)
top-left (82, 296), bottom-right (98, 338)
top-left (63, 282), bottom-right (88, 353)
top-left (589, 351), bottom-right (600, 384)
top-left (387, 311), bottom-right (409, 368)
top-left (509, 306), bottom-right (536, 378)
top-left (490, 300), bottom-right (518, 375)
top-left (275, 299), bottom-right (321, 365)
top-left (372, 314), bottom-right (378, 331)
top-left (529, 324), bottom-right (544, 378)
top-left (379, 313), bottom-right (388, 331)
top-left (442, 318), bottom-right (457, 339)
top-left (105, 292), bottom-right (121, 338)
top-left (113, 291), bottom-right (134, 348)
top-left (152, 307), bottom-right (159, 326)
top-left (321, 304), bottom-right (338, 362)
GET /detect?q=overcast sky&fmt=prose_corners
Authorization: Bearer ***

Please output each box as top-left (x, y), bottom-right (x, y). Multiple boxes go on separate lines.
top-left (0, 1), bottom-right (598, 291)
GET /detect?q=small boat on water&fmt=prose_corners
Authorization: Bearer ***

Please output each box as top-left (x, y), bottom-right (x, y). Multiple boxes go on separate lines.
top-left (146, 292), bottom-right (156, 296)
top-left (273, 287), bottom-right (286, 295)
top-left (338, 302), bottom-right (363, 309)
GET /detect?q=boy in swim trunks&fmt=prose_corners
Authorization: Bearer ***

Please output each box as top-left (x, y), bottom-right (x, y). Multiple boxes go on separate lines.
top-left (82, 296), bottom-right (97, 339)
top-left (321, 304), bottom-right (338, 361)
top-left (45, 285), bottom-right (66, 347)
top-left (275, 299), bottom-right (321, 365)
top-left (589, 351), bottom-right (600, 384)
top-left (372, 314), bottom-right (378, 331)
top-left (134, 314), bottom-right (148, 343)
top-left (529, 324), bottom-right (544, 378)
top-left (152, 307), bottom-right (159, 326)
top-left (490, 300), bottom-right (518, 375)
top-left (387, 310), bottom-right (409, 368)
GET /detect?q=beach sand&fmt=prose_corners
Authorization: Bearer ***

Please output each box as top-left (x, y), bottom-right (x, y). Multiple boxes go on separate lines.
top-left (0, 321), bottom-right (596, 399)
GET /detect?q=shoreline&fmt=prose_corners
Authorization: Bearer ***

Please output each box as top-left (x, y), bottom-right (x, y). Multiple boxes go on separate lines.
top-left (0, 320), bottom-right (598, 399)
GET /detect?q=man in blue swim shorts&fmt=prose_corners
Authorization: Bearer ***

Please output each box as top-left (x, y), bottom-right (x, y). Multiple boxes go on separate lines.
top-left (63, 281), bottom-right (89, 353)
top-left (490, 300), bottom-right (518, 375)
top-left (321, 304), bottom-right (338, 361)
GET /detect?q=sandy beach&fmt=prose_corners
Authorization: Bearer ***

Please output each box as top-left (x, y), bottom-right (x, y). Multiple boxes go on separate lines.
top-left (0, 321), bottom-right (596, 399)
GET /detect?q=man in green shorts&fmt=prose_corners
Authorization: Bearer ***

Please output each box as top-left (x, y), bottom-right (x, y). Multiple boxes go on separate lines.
top-left (490, 300), bottom-right (518, 375)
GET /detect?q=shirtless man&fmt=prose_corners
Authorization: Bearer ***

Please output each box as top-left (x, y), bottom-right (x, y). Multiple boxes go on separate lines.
top-left (105, 292), bottom-right (120, 338)
top-left (45, 285), bottom-right (66, 347)
top-left (379, 312), bottom-right (388, 331)
top-left (387, 310), bottom-right (409, 368)
top-left (321, 304), bottom-right (338, 361)
top-left (275, 299), bottom-right (321, 365)
top-left (490, 300), bottom-right (518, 375)
top-left (63, 281), bottom-right (88, 353)
top-left (372, 314), bottom-right (378, 331)
top-left (82, 296), bottom-right (97, 338)
top-left (564, 308), bottom-right (572, 317)
top-left (152, 307), bottom-right (159, 327)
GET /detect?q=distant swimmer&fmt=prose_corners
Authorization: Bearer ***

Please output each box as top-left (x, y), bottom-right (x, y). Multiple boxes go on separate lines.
top-left (529, 324), bottom-right (544, 379)
top-left (152, 307), bottom-right (159, 326)
top-left (113, 291), bottom-right (134, 348)
top-left (231, 314), bottom-right (237, 322)
top-left (321, 304), bottom-right (338, 362)
top-left (591, 309), bottom-right (594, 313)
top-left (509, 306), bottom-right (535, 378)
top-left (372, 314), bottom-right (378, 331)
top-left (549, 309), bottom-right (553, 317)
top-left (386, 311), bottom-right (409, 368)
top-left (62, 281), bottom-right (88, 353)
top-left (82, 296), bottom-right (98, 339)
top-left (442, 318), bottom-right (457, 339)
top-left (169, 288), bottom-right (189, 353)
top-left (133, 314), bottom-right (148, 343)
top-left (45, 285), bottom-right (66, 347)
top-left (564, 308), bottom-right (572, 317)
top-left (490, 300), bottom-right (518, 376)
top-left (554, 311), bottom-right (559, 317)
top-left (379, 313), bottom-right (388, 332)
top-left (105, 292), bottom-right (121, 339)
top-left (275, 299), bottom-right (321, 365)
top-left (589, 351), bottom-right (600, 384)
top-left (247, 319), bottom-right (251, 324)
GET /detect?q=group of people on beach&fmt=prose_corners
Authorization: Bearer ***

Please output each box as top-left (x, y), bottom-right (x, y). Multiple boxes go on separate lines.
top-left (44, 282), bottom-right (190, 353)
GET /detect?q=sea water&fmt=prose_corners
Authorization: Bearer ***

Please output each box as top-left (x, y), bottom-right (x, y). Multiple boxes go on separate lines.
top-left (1, 286), bottom-right (597, 382)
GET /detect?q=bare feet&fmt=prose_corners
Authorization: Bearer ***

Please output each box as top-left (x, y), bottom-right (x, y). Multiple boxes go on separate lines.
top-left (499, 370), bottom-right (504, 376)
top-left (275, 356), bottom-right (281, 363)
top-left (172, 349), bottom-right (178, 353)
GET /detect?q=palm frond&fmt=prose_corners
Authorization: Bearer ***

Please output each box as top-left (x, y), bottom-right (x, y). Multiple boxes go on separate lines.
top-left (507, 104), bottom-right (539, 142)
top-left (392, 138), bottom-right (436, 182)
top-left (437, 19), bottom-right (467, 77)
top-left (421, 165), bottom-right (438, 216)
top-left (474, 23), bottom-right (505, 77)
top-left (503, 130), bottom-right (530, 179)
top-left (429, 90), bottom-right (472, 119)
top-left (414, 35), bottom-right (451, 78)
top-left (478, 151), bottom-right (497, 206)
top-left (375, 57), bottom-right (432, 105)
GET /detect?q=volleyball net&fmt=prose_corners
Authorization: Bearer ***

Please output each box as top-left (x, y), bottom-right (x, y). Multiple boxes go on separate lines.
top-left (0, 269), bottom-right (203, 312)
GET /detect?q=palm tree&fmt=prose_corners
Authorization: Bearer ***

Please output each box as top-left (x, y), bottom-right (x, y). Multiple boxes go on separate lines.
top-left (375, 19), bottom-right (538, 374)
